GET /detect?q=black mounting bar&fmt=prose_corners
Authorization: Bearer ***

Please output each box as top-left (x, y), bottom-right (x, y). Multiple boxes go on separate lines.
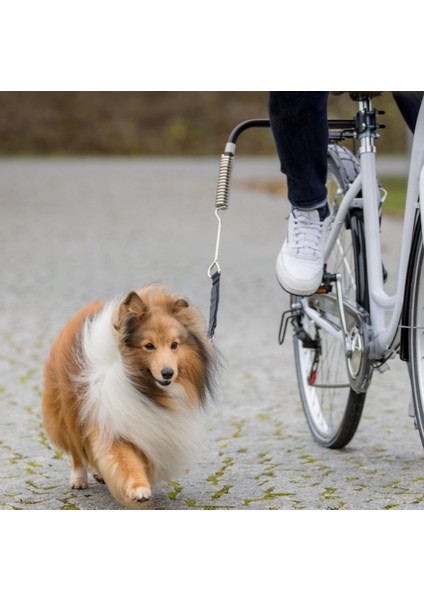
top-left (225, 118), bottom-right (360, 146)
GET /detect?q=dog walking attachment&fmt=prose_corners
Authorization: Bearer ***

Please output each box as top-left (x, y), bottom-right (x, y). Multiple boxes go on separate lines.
top-left (207, 119), bottom-right (271, 339)
top-left (206, 155), bottom-right (230, 339)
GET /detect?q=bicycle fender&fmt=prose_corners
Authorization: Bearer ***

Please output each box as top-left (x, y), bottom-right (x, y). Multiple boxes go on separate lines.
top-left (400, 214), bottom-right (421, 362)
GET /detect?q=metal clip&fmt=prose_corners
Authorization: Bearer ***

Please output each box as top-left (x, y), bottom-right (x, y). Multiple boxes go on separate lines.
top-left (207, 208), bottom-right (223, 278)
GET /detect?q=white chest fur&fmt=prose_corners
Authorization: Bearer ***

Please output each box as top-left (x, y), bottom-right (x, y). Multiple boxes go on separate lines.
top-left (78, 301), bottom-right (204, 481)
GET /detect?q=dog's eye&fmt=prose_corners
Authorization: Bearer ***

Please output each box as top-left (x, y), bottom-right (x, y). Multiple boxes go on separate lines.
top-left (144, 343), bottom-right (155, 351)
top-left (170, 342), bottom-right (178, 350)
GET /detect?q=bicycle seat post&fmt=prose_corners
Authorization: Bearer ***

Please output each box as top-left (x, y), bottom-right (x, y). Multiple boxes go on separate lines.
top-left (355, 96), bottom-right (383, 154)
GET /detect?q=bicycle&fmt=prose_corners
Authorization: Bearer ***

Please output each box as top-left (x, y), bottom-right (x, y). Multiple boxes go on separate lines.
top-left (208, 92), bottom-right (424, 450)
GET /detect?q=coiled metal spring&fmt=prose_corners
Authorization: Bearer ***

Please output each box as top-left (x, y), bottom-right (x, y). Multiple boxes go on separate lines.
top-left (215, 152), bottom-right (234, 210)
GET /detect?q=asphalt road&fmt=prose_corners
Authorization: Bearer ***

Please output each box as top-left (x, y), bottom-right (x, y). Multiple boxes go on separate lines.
top-left (1, 155), bottom-right (424, 510)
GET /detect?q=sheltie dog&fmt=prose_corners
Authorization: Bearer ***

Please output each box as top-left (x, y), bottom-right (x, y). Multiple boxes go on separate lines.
top-left (42, 285), bottom-right (217, 509)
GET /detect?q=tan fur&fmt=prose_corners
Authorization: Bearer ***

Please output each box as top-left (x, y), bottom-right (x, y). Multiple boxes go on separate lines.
top-left (42, 286), bottom-right (216, 509)
top-left (42, 300), bottom-right (103, 489)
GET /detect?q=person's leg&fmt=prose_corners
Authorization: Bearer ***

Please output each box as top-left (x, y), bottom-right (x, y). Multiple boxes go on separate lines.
top-left (269, 92), bottom-right (330, 296)
top-left (392, 91), bottom-right (423, 133)
top-left (269, 91), bottom-right (329, 218)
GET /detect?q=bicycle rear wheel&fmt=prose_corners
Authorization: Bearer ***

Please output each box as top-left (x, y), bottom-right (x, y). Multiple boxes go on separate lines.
top-left (292, 145), bottom-right (369, 448)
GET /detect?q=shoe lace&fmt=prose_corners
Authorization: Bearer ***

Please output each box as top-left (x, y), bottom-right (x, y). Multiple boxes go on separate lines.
top-left (291, 212), bottom-right (324, 259)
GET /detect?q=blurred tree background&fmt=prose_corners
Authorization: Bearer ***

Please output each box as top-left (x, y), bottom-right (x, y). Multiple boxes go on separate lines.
top-left (0, 91), bottom-right (412, 156)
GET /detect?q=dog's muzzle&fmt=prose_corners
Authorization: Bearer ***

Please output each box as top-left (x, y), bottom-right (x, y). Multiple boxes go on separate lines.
top-left (155, 367), bottom-right (175, 387)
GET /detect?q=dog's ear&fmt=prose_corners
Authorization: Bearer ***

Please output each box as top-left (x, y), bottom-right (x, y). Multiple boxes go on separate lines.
top-left (122, 291), bottom-right (146, 315)
top-left (116, 291), bottom-right (147, 325)
top-left (115, 292), bottom-right (147, 345)
top-left (172, 297), bottom-right (189, 314)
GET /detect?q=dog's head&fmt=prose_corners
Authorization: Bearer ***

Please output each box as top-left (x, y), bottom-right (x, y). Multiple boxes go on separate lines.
top-left (114, 288), bottom-right (201, 392)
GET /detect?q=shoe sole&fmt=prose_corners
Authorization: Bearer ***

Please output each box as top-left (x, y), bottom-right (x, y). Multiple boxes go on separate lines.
top-left (276, 254), bottom-right (322, 296)
top-left (275, 273), bottom-right (319, 297)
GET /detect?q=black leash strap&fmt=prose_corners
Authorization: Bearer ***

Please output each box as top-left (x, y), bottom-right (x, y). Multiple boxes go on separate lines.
top-left (207, 269), bottom-right (220, 339)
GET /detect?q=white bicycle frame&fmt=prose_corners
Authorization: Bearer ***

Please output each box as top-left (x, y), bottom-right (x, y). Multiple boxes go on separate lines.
top-left (304, 98), bottom-right (424, 360)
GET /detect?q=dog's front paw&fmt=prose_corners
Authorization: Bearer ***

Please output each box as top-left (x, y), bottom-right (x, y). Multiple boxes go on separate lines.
top-left (70, 466), bottom-right (88, 489)
top-left (70, 476), bottom-right (88, 490)
top-left (129, 486), bottom-right (152, 502)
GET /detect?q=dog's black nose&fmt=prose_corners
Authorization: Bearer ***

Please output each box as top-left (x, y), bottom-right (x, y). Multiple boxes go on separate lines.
top-left (161, 367), bottom-right (174, 380)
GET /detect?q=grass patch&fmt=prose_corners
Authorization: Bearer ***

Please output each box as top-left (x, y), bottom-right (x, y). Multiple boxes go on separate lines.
top-left (168, 481), bottom-right (183, 500)
top-left (211, 485), bottom-right (233, 500)
top-left (380, 177), bottom-right (407, 216)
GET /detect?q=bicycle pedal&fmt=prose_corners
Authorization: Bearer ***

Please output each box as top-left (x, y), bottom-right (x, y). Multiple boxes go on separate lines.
top-left (315, 283), bottom-right (333, 294)
top-left (316, 268), bottom-right (334, 294)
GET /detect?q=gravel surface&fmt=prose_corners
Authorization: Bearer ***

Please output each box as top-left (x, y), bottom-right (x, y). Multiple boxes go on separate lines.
top-left (1, 155), bottom-right (423, 511)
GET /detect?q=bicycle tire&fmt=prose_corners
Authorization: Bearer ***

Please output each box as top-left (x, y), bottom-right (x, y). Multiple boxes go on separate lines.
top-left (292, 144), bottom-right (368, 448)
top-left (407, 218), bottom-right (424, 446)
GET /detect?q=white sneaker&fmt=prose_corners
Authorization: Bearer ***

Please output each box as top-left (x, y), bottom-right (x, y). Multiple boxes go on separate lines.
top-left (276, 208), bottom-right (329, 296)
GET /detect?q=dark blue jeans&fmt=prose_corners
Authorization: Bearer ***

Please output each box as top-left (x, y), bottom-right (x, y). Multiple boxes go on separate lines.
top-left (269, 91), bottom-right (423, 216)
top-left (269, 92), bottom-right (329, 214)
top-left (392, 91), bottom-right (423, 131)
